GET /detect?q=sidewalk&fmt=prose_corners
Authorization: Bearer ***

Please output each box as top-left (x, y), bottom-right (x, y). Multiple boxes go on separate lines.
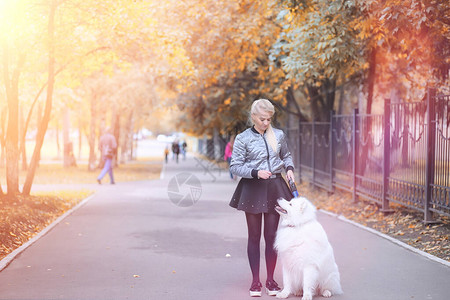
top-left (0, 154), bottom-right (449, 300)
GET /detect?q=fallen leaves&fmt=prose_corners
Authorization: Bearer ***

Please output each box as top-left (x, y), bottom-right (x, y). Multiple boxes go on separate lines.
top-left (299, 182), bottom-right (450, 262)
top-left (0, 190), bottom-right (93, 261)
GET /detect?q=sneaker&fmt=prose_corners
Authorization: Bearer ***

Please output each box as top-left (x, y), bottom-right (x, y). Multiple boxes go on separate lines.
top-left (97, 179), bottom-right (101, 185)
top-left (249, 281), bottom-right (262, 297)
top-left (265, 280), bottom-right (281, 296)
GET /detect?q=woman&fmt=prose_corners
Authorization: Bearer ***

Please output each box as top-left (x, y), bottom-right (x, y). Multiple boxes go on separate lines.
top-left (229, 99), bottom-right (295, 297)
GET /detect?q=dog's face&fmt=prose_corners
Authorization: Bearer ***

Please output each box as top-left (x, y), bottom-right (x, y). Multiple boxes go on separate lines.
top-left (275, 196), bottom-right (317, 227)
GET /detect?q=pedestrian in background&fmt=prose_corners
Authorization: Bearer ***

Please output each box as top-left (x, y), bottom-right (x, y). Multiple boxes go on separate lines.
top-left (229, 99), bottom-right (295, 297)
top-left (181, 140), bottom-right (187, 160)
top-left (97, 129), bottom-right (117, 185)
top-left (224, 135), bottom-right (235, 180)
top-left (172, 140), bottom-right (180, 163)
top-left (164, 145), bottom-right (170, 163)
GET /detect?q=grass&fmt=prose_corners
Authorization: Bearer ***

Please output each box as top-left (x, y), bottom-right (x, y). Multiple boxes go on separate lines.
top-left (0, 158), bottom-right (163, 186)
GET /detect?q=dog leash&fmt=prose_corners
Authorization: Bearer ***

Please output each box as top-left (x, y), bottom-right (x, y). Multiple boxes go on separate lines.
top-left (288, 179), bottom-right (299, 197)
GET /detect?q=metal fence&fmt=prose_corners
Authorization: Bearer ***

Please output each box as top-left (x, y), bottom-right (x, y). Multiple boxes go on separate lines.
top-left (288, 89), bottom-right (450, 223)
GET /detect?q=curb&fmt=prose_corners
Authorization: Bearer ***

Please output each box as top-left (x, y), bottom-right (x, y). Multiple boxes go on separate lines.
top-left (319, 209), bottom-right (450, 268)
top-left (160, 161), bottom-right (166, 180)
top-left (0, 193), bottom-right (95, 272)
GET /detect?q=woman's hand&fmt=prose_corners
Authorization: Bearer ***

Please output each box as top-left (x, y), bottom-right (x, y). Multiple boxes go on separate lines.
top-left (257, 170), bottom-right (272, 179)
top-left (286, 170), bottom-right (295, 182)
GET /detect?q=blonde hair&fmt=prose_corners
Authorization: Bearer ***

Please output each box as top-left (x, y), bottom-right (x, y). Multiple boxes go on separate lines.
top-left (250, 99), bottom-right (278, 153)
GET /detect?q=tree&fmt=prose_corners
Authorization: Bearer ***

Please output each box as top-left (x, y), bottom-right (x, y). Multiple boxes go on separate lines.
top-left (272, 0), bottom-right (365, 121)
top-left (1, 0), bottom-right (37, 196)
top-left (22, 0), bottom-right (58, 195)
top-left (158, 0), bottom-right (291, 136)
top-left (356, 0), bottom-right (449, 103)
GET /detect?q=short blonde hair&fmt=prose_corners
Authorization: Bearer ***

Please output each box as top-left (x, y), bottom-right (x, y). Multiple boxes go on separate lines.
top-left (250, 99), bottom-right (278, 153)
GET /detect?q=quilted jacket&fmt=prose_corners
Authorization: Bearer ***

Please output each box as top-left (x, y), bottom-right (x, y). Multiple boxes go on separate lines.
top-left (230, 126), bottom-right (294, 179)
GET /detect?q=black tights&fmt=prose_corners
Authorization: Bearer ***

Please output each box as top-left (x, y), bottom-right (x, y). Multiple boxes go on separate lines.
top-left (245, 212), bottom-right (280, 284)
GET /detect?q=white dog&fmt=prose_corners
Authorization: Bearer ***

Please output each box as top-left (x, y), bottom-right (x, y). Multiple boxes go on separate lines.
top-left (274, 196), bottom-right (343, 300)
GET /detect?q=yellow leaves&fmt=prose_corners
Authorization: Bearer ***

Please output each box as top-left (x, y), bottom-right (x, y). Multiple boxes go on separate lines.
top-left (297, 182), bottom-right (450, 262)
top-left (223, 98), bottom-right (231, 106)
top-left (0, 192), bottom-right (87, 261)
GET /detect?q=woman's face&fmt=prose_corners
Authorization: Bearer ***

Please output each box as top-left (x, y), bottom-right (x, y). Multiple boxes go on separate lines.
top-left (252, 110), bottom-right (272, 134)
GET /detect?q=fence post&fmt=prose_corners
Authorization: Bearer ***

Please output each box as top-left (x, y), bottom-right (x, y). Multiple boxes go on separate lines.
top-left (424, 88), bottom-right (436, 223)
top-left (352, 108), bottom-right (359, 203)
top-left (382, 99), bottom-right (393, 213)
top-left (312, 118), bottom-right (316, 188)
top-left (329, 110), bottom-right (335, 193)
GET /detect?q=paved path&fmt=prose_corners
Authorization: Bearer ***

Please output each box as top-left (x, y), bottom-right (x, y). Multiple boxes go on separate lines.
top-left (0, 154), bottom-right (449, 300)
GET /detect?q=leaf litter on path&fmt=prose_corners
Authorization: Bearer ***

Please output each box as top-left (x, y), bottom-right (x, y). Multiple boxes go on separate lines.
top-left (0, 190), bottom-right (93, 261)
top-left (299, 183), bottom-right (450, 262)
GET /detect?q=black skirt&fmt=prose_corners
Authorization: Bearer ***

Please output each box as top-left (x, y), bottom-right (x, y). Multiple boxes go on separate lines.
top-left (229, 175), bottom-right (293, 215)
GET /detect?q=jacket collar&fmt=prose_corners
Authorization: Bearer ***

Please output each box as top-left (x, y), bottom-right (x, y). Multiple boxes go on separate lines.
top-left (251, 126), bottom-right (266, 135)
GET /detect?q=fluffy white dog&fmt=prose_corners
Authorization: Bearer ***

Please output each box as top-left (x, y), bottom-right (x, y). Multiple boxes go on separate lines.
top-left (274, 196), bottom-right (343, 300)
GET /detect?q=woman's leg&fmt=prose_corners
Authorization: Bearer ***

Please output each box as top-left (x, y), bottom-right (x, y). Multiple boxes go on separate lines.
top-left (264, 212), bottom-right (280, 282)
top-left (245, 212), bottom-right (263, 283)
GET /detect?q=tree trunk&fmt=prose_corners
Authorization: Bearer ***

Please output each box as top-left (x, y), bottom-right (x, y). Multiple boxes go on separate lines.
top-left (2, 44), bottom-right (25, 196)
top-left (337, 79), bottom-right (345, 115)
top-left (63, 106), bottom-right (71, 167)
top-left (20, 105), bottom-right (28, 170)
top-left (88, 95), bottom-right (97, 171)
top-left (324, 78), bottom-right (336, 121)
top-left (112, 109), bottom-right (120, 167)
top-left (78, 115), bottom-right (83, 160)
top-left (308, 84), bottom-right (321, 121)
top-left (366, 48), bottom-right (376, 115)
top-left (23, 1), bottom-right (57, 195)
top-left (122, 109), bottom-right (133, 162)
top-left (56, 119), bottom-right (61, 159)
top-left (358, 48), bottom-right (377, 176)
top-left (286, 85), bottom-right (307, 122)
top-left (0, 108), bottom-right (6, 168)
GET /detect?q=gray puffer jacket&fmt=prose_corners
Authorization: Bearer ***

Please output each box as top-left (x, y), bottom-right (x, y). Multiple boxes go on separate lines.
top-left (230, 127), bottom-right (294, 179)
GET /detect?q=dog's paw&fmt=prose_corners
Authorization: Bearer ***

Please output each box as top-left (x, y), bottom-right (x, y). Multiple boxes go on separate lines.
top-left (322, 290), bottom-right (332, 298)
top-left (301, 293), bottom-right (312, 300)
top-left (276, 289), bottom-right (290, 299)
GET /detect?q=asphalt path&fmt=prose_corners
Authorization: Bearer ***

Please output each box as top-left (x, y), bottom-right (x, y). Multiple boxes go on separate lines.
top-left (0, 152), bottom-right (449, 300)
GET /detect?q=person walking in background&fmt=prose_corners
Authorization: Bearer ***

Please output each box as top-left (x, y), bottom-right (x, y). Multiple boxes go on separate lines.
top-left (97, 129), bottom-right (117, 185)
top-left (172, 140), bottom-right (180, 163)
top-left (224, 135), bottom-right (235, 180)
top-left (229, 99), bottom-right (295, 297)
top-left (164, 145), bottom-right (170, 163)
top-left (181, 140), bottom-right (187, 160)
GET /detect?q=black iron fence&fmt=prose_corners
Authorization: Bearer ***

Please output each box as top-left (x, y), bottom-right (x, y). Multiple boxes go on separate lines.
top-left (287, 89), bottom-right (450, 223)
